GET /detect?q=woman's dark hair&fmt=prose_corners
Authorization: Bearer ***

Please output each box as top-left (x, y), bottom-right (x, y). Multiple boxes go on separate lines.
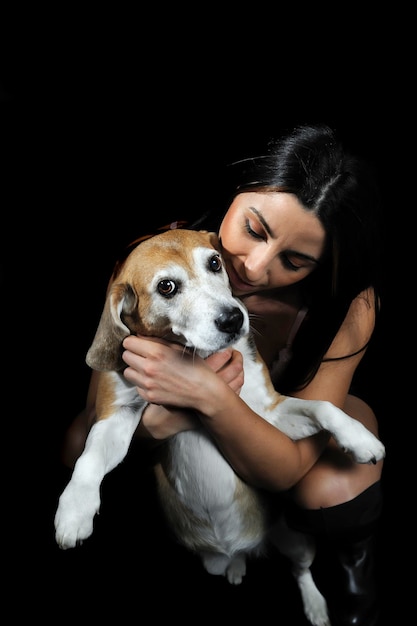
top-left (192, 123), bottom-right (383, 391)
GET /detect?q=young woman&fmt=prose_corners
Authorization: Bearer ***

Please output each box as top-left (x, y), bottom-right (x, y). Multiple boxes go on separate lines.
top-left (62, 124), bottom-right (384, 626)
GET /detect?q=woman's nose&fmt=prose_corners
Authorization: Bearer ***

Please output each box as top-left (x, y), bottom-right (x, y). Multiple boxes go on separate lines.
top-left (244, 250), bottom-right (271, 280)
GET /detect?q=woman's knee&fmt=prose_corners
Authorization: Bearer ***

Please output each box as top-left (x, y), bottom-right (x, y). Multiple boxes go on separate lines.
top-left (292, 452), bottom-right (382, 509)
top-left (344, 394), bottom-right (379, 436)
top-left (291, 395), bottom-right (383, 509)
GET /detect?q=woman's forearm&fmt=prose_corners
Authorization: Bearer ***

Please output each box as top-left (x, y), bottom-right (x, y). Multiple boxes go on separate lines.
top-left (196, 383), bottom-right (330, 491)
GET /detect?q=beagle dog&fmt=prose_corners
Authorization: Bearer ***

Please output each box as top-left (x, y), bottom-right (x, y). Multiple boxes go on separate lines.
top-left (55, 228), bottom-right (385, 626)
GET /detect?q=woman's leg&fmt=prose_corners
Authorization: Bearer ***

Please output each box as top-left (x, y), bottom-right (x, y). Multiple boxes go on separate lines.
top-left (285, 395), bottom-right (384, 626)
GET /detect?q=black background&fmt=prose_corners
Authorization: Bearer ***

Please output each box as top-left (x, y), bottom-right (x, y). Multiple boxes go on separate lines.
top-left (2, 20), bottom-right (409, 624)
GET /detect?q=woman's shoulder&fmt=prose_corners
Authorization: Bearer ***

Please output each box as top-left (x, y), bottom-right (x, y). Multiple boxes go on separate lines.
top-left (324, 287), bottom-right (376, 360)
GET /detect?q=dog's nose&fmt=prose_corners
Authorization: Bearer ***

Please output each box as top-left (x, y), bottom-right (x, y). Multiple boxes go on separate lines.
top-left (215, 308), bottom-right (245, 335)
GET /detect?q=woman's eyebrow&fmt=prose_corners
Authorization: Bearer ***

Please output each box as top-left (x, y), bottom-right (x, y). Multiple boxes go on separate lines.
top-left (287, 250), bottom-right (321, 265)
top-left (249, 207), bottom-right (272, 235)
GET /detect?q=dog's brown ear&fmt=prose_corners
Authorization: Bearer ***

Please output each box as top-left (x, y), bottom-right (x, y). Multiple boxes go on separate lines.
top-left (85, 282), bottom-right (138, 372)
top-left (207, 231), bottom-right (221, 251)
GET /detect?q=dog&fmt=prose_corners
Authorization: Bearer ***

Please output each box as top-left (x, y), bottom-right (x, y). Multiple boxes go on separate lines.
top-left (55, 228), bottom-right (385, 626)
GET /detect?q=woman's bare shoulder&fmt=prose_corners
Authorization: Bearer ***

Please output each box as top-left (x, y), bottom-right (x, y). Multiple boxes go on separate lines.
top-left (325, 287), bottom-right (376, 360)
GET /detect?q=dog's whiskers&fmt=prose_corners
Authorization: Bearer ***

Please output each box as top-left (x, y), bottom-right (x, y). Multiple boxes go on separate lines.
top-left (248, 313), bottom-right (263, 340)
top-left (159, 331), bottom-right (201, 362)
top-left (181, 344), bottom-right (198, 362)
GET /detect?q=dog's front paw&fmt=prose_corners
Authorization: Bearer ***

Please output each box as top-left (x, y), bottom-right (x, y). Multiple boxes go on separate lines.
top-left (333, 421), bottom-right (385, 464)
top-left (54, 480), bottom-right (101, 549)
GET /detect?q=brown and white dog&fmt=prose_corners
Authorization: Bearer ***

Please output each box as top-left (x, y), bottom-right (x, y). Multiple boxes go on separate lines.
top-left (55, 228), bottom-right (385, 626)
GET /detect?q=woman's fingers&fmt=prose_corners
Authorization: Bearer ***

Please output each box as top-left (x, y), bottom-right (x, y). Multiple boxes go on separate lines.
top-left (205, 349), bottom-right (244, 393)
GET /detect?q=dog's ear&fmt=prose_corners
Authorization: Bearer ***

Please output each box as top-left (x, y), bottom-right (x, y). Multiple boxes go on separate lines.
top-left (86, 282), bottom-right (138, 372)
top-left (207, 231), bottom-right (221, 251)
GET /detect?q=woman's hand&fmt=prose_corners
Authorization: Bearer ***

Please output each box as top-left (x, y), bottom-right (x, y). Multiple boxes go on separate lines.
top-left (205, 348), bottom-right (244, 394)
top-left (122, 335), bottom-right (244, 409)
top-left (137, 403), bottom-right (199, 440)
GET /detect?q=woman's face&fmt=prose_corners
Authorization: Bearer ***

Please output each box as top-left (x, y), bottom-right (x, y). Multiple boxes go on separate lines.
top-left (218, 191), bottom-right (326, 296)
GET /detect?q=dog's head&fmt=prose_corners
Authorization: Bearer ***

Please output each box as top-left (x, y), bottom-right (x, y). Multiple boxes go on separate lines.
top-left (86, 229), bottom-right (250, 371)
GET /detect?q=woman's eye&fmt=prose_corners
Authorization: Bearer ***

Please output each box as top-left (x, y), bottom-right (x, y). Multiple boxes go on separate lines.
top-left (245, 220), bottom-right (264, 240)
top-left (281, 255), bottom-right (302, 271)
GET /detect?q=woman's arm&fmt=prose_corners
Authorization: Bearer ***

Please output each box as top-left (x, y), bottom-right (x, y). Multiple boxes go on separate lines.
top-left (122, 336), bottom-right (330, 491)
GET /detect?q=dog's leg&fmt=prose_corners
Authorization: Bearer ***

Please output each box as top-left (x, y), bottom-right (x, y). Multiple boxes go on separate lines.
top-left (201, 551), bottom-right (247, 585)
top-left (269, 515), bottom-right (331, 626)
top-left (239, 344), bottom-right (384, 463)
top-left (54, 407), bottom-right (143, 549)
top-left (268, 397), bottom-right (385, 464)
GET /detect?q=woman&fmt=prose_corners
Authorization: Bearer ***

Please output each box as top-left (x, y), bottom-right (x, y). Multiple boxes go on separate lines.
top-left (62, 124), bottom-right (384, 626)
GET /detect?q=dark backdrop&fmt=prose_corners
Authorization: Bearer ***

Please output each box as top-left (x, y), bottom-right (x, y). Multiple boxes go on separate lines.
top-left (2, 44), bottom-right (407, 624)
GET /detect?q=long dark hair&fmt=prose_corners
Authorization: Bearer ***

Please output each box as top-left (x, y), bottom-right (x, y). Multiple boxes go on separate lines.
top-left (192, 124), bottom-right (383, 391)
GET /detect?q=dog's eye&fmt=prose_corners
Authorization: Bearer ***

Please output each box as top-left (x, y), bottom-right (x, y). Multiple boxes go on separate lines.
top-left (209, 254), bottom-right (222, 273)
top-left (157, 279), bottom-right (178, 298)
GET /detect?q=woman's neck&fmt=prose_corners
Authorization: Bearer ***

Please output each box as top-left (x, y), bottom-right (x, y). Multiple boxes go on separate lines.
top-left (240, 286), bottom-right (306, 368)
